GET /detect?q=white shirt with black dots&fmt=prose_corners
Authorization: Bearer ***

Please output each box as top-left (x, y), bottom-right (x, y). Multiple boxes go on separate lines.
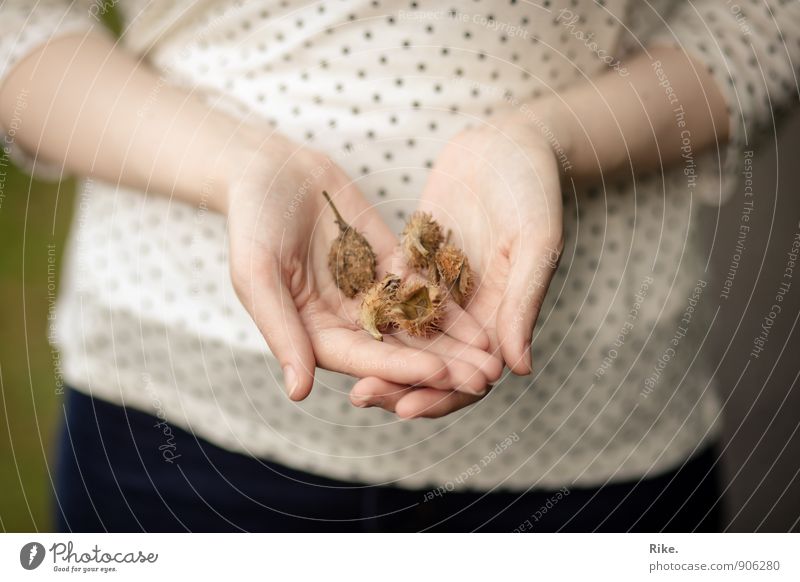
top-left (2, 0), bottom-right (799, 490)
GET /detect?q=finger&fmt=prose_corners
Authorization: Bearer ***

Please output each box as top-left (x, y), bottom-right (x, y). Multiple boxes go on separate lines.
top-left (394, 332), bottom-right (503, 385)
top-left (497, 242), bottom-right (561, 375)
top-left (439, 301), bottom-right (490, 350)
top-left (376, 335), bottom-right (490, 396)
top-left (235, 257), bottom-right (316, 401)
top-left (465, 288), bottom-right (502, 354)
top-left (312, 327), bottom-right (456, 389)
top-left (395, 387), bottom-right (484, 419)
top-left (349, 377), bottom-right (413, 412)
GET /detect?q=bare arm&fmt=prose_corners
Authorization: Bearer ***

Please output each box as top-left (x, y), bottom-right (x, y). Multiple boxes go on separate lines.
top-left (0, 29), bottom-right (501, 402)
top-left (0, 32), bottom-right (258, 212)
top-left (378, 32), bottom-right (768, 416)
top-left (521, 45), bottom-right (729, 182)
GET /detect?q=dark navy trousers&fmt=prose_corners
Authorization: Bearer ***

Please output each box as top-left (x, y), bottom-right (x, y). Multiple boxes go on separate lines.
top-left (54, 388), bottom-right (722, 532)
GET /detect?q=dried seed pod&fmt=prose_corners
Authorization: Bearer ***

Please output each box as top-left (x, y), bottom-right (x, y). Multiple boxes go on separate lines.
top-left (323, 190), bottom-right (377, 298)
top-left (433, 245), bottom-right (474, 307)
top-left (390, 280), bottom-right (445, 337)
top-left (359, 273), bottom-right (401, 341)
top-left (401, 212), bottom-right (444, 270)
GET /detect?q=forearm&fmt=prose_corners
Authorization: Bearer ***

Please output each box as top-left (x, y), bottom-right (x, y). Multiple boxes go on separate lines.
top-left (0, 32), bottom-right (262, 212)
top-left (526, 45), bottom-right (730, 182)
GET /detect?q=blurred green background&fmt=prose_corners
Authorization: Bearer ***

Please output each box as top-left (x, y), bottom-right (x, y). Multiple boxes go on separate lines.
top-left (0, 7), bottom-right (118, 533)
top-left (0, 153), bottom-right (75, 531)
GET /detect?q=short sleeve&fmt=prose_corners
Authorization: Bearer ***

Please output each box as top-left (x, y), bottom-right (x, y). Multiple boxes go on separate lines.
top-left (650, 0), bottom-right (800, 206)
top-left (0, 0), bottom-right (100, 180)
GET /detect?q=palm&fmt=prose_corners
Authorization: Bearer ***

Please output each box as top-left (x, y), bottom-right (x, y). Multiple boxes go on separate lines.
top-left (350, 122), bottom-right (564, 418)
top-left (419, 122), bottom-right (564, 373)
top-left (228, 151), bottom-right (500, 401)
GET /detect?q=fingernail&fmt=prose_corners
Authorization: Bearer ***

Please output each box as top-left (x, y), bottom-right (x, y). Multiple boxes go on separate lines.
top-left (365, 397), bottom-right (383, 408)
top-left (462, 382), bottom-right (486, 396)
top-left (352, 394), bottom-right (371, 408)
top-left (353, 395), bottom-right (383, 408)
top-left (283, 365), bottom-right (298, 399)
top-left (352, 394), bottom-right (383, 408)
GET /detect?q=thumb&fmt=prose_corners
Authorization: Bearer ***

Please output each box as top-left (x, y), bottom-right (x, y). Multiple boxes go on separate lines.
top-left (232, 256), bottom-right (316, 401)
top-left (497, 242), bottom-right (561, 375)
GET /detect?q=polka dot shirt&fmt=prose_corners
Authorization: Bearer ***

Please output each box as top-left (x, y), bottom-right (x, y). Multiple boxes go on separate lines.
top-left (2, 0), bottom-right (799, 490)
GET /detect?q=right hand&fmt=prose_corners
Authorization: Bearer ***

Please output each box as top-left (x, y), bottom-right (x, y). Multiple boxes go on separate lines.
top-left (223, 132), bottom-right (502, 402)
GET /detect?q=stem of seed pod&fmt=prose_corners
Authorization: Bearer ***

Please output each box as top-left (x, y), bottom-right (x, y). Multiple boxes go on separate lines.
top-left (322, 190), bottom-right (349, 231)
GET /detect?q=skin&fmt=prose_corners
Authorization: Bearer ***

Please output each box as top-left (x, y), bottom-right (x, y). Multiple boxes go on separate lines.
top-left (353, 46), bottom-right (729, 418)
top-left (0, 32), bottom-right (502, 402)
top-left (225, 137), bottom-right (503, 400)
top-left (0, 32), bottom-right (728, 419)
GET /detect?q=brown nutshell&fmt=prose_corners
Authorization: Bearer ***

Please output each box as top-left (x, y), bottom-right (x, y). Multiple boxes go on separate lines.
top-left (359, 273), bottom-right (401, 341)
top-left (401, 212), bottom-right (444, 270)
top-left (390, 280), bottom-right (445, 337)
top-left (323, 190), bottom-right (377, 298)
top-left (433, 245), bottom-right (474, 307)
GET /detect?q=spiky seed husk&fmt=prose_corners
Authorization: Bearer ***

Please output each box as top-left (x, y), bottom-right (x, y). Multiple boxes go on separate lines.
top-left (323, 191), bottom-right (377, 298)
top-left (359, 273), bottom-right (401, 341)
top-left (390, 280), bottom-right (445, 337)
top-left (401, 212), bottom-right (444, 270)
top-left (433, 245), bottom-right (474, 307)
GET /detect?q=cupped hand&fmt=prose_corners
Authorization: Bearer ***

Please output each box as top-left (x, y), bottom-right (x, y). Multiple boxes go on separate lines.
top-left (223, 132), bottom-right (502, 401)
top-left (352, 113), bottom-right (565, 418)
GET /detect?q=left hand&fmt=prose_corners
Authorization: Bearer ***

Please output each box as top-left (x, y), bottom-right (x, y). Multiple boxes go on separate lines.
top-left (351, 112), bottom-right (565, 418)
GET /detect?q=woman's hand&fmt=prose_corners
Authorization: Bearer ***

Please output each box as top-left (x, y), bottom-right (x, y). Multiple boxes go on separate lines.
top-left (350, 113), bottom-right (564, 418)
top-left (224, 132), bottom-right (502, 401)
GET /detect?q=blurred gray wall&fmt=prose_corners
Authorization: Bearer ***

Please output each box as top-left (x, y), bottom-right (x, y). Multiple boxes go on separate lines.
top-left (704, 110), bottom-right (800, 532)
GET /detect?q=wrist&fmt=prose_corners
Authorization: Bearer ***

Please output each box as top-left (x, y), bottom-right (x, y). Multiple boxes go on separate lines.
top-left (212, 123), bottom-right (289, 216)
top-left (505, 98), bottom-right (578, 180)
